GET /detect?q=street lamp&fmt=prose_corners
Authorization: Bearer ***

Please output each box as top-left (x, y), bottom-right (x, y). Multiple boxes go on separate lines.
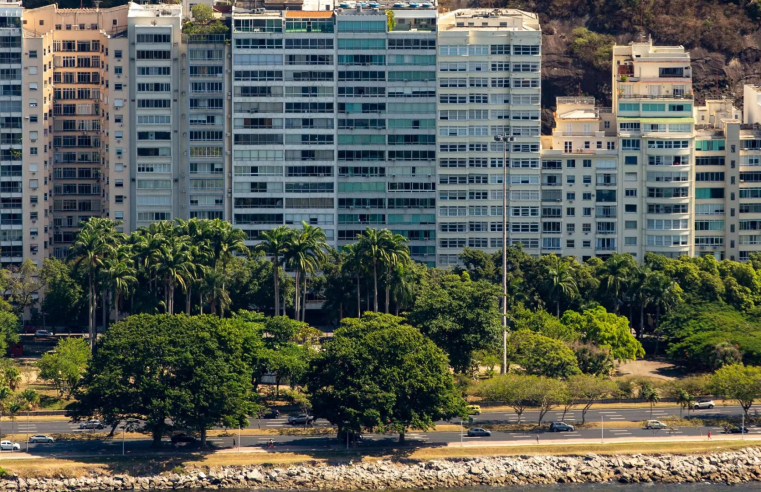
top-left (493, 133), bottom-right (512, 373)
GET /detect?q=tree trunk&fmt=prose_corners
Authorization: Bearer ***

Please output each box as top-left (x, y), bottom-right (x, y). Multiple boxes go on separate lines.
top-left (151, 428), bottom-right (163, 448)
top-left (114, 292), bottom-right (120, 324)
top-left (186, 286), bottom-right (191, 315)
top-left (356, 275), bottom-right (361, 317)
top-left (108, 421), bottom-right (118, 437)
top-left (301, 272), bottom-right (307, 321)
top-left (168, 283), bottom-right (175, 315)
top-left (273, 256), bottom-right (279, 317)
top-left (201, 428), bottom-right (207, 447)
top-left (398, 432), bottom-right (405, 444)
top-left (293, 269), bottom-right (300, 321)
top-left (639, 302), bottom-right (644, 338)
top-left (88, 271), bottom-right (94, 351)
top-left (102, 289), bottom-right (107, 331)
top-left (556, 299), bottom-right (560, 318)
top-left (373, 260), bottom-right (378, 312)
top-left (385, 268), bottom-right (391, 314)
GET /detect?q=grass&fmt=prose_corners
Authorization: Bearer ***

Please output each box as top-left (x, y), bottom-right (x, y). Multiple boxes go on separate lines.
top-left (0, 440), bottom-right (758, 479)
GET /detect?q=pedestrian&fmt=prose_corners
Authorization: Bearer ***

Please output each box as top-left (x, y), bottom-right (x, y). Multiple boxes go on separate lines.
top-left (233, 438), bottom-right (236, 448)
top-left (707, 431), bottom-right (711, 440)
top-left (536, 435), bottom-right (539, 444)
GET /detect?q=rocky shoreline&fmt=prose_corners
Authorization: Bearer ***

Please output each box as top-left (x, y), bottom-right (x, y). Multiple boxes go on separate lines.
top-left (7, 448), bottom-right (761, 490)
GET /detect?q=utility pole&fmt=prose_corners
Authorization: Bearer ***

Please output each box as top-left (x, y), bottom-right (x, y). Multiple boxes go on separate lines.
top-left (495, 133), bottom-right (511, 373)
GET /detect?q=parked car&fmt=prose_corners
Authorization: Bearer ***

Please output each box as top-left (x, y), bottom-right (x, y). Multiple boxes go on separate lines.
top-left (0, 441), bottom-right (20, 451)
top-left (466, 405), bottom-right (482, 415)
top-left (171, 433), bottom-right (197, 444)
top-left (79, 419), bottom-right (104, 429)
top-left (693, 400), bottom-right (715, 409)
top-left (727, 425), bottom-right (750, 434)
top-left (467, 427), bottom-right (491, 437)
top-left (549, 422), bottom-right (574, 432)
top-left (29, 435), bottom-right (54, 443)
top-left (645, 420), bottom-right (668, 430)
top-left (259, 409), bottom-right (280, 419)
top-left (35, 330), bottom-right (53, 337)
top-left (287, 414), bottom-right (315, 425)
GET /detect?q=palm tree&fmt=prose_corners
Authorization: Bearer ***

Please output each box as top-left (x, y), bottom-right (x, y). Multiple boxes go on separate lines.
top-left (645, 272), bottom-right (682, 355)
top-left (102, 251), bottom-right (137, 324)
top-left (149, 242), bottom-right (196, 315)
top-left (339, 243), bottom-right (364, 318)
top-left (0, 386), bottom-right (12, 436)
top-left (541, 255), bottom-right (578, 317)
top-left (626, 265), bottom-right (650, 338)
top-left (381, 233), bottom-right (410, 314)
top-left (599, 254), bottom-right (635, 314)
top-left (389, 262), bottom-right (415, 315)
top-left (256, 226), bottom-right (294, 316)
top-left (356, 228), bottom-right (393, 313)
top-left (69, 219), bottom-right (120, 350)
top-left (298, 223), bottom-right (328, 321)
top-left (284, 234), bottom-right (313, 321)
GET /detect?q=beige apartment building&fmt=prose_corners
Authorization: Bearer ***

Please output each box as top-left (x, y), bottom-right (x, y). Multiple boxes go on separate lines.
top-left (22, 4), bottom-right (129, 259)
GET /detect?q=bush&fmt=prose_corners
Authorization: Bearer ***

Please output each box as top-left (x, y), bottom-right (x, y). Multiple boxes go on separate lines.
top-left (569, 27), bottom-right (614, 72)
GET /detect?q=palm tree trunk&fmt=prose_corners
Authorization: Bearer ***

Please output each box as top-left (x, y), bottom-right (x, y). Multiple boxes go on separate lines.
top-left (101, 290), bottom-right (107, 331)
top-left (88, 271), bottom-right (94, 350)
top-left (301, 274), bottom-right (307, 322)
top-left (385, 268), bottom-right (391, 314)
top-left (293, 269), bottom-right (300, 320)
top-left (186, 286), bottom-right (191, 315)
top-left (114, 291), bottom-right (120, 324)
top-left (168, 283), bottom-right (174, 315)
top-left (373, 260), bottom-right (378, 312)
top-left (556, 299), bottom-right (560, 318)
top-left (273, 257), bottom-right (279, 316)
top-left (356, 274), bottom-right (361, 317)
top-left (639, 302), bottom-right (644, 338)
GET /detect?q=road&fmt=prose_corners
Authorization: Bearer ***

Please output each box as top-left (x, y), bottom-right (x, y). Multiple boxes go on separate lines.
top-left (9, 403), bottom-right (748, 435)
top-left (0, 403), bottom-right (754, 457)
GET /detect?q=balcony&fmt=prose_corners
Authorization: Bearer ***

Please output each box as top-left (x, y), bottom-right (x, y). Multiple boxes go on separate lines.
top-left (618, 93), bottom-right (693, 100)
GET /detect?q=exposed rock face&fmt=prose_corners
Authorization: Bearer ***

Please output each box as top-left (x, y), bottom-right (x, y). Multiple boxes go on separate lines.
top-left (5, 448), bottom-right (761, 490)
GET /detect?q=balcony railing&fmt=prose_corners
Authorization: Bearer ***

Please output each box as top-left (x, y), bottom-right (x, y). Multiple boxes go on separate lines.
top-left (618, 93), bottom-right (693, 100)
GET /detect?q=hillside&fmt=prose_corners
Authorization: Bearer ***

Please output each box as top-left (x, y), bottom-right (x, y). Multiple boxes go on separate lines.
top-left (441, 0), bottom-right (761, 132)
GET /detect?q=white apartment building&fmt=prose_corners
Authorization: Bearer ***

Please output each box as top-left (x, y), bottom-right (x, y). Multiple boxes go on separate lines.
top-left (127, 3), bottom-right (184, 229)
top-left (230, 4), bottom-right (438, 264)
top-left (435, 9), bottom-right (541, 267)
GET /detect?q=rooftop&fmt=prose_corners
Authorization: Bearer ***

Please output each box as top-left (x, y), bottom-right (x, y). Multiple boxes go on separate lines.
top-left (128, 2), bottom-right (182, 18)
top-left (438, 9), bottom-right (540, 31)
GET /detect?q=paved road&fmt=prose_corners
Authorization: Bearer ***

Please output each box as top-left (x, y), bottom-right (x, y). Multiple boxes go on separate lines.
top-left (8, 404), bottom-right (751, 436)
top-left (7, 421), bottom-right (761, 457)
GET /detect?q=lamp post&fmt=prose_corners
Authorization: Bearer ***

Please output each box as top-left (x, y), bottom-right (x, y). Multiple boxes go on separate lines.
top-left (494, 133), bottom-right (511, 373)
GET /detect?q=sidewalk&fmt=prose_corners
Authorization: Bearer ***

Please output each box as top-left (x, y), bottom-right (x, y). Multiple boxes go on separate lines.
top-left (448, 433), bottom-right (761, 447)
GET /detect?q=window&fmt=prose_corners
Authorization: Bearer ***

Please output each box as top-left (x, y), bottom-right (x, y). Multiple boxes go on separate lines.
top-left (625, 204), bottom-right (637, 213)
top-left (114, 50), bottom-right (122, 58)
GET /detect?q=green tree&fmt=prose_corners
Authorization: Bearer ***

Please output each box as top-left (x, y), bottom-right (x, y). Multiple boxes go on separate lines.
top-left (256, 226), bottom-right (294, 316)
top-left (569, 27), bottom-right (615, 71)
top-left (561, 306), bottom-right (645, 362)
top-left (534, 376), bottom-right (566, 425)
top-left (566, 374), bottom-right (617, 424)
top-left (307, 313), bottom-right (464, 443)
top-left (36, 337), bottom-right (91, 398)
top-left (169, 316), bottom-right (254, 446)
top-left (40, 259), bottom-right (83, 330)
top-left (407, 273), bottom-right (502, 373)
top-left (356, 228), bottom-right (393, 313)
top-left (571, 342), bottom-right (615, 376)
top-left (4, 260), bottom-right (43, 323)
top-left (0, 312), bottom-right (19, 356)
top-left (472, 374), bottom-right (536, 423)
top-left (191, 3), bottom-right (214, 22)
top-left (638, 380), bottom-right (661, 419)
top-left (541, 255), bottom-right (578, 317)
top-left (709, 364), bottom-right (761, 419)
top-left (381, 233), bottom-right (410, 314)
top-left (510, 331), bottom-right (580, 378)
top-left (69, 219), bottom-right (122, 349)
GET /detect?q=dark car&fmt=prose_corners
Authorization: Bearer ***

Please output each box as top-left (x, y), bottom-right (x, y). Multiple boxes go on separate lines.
top-left (259, 409), bottom-right (280, 419)
top-left (338, 431), bottom-right (363, 444)
top-left (549, 422), bottom-right (575, 432)
top-left (467, 427), bottom-right (491, 437)
top-left (171, 433), bottom-right (198, 444)
top-left (727, 425), bottom-right (750, 434)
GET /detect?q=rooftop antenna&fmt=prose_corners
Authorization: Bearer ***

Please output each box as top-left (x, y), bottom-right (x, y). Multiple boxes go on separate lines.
top-left (94, 0), bottom-right (101, 9)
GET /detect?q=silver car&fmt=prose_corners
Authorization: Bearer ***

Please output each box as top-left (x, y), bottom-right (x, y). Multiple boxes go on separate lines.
top-left (467, 427), bottom-right (491, 437)
top-left (29, 435), bottom-right (54, 443)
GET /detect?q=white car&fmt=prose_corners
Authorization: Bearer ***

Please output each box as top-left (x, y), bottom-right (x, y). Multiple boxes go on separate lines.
top-left (0, 440), bottom-right (20, 451)
top-left (79, 419), bottom-right (104, 429)
top-left (29, 435), bottom-right (54, 443)
top-left (693, 400), bottom-right (715, 409)
top-left (35, 330), bottom-right (53, 337)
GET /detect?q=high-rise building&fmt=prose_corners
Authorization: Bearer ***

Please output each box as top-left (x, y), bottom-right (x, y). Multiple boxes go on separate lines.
top-left (230, 4), bottom-right (438, 264)
top-left (435, 9), bottom-right (541, 267)
top-left (22, 4), bottom-right (129, 260)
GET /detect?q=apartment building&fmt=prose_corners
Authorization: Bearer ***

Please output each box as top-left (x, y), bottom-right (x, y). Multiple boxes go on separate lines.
top-left (540, 97), bottom-right (618, 261)
top-left (435, 9), bottom-right (541, 267)
top-left (21, 4), bottom-right (129, 260)
top-left (183, 31), bottom-right (230, 221)
top-left (230, 4), bottom-right (438, 264)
